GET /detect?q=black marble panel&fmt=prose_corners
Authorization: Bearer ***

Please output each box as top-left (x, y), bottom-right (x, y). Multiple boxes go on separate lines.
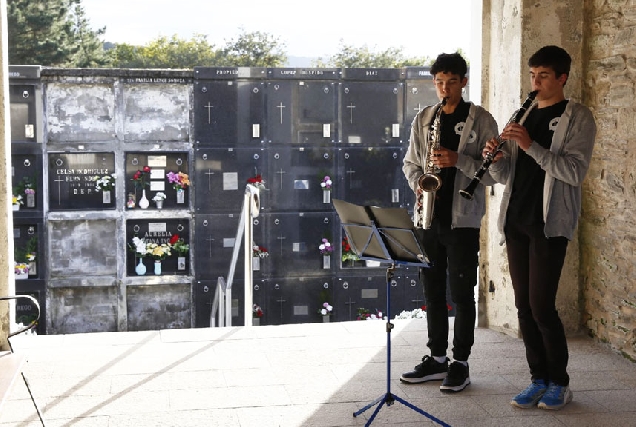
top-left (125, 152), bottom-right (190, 210)
top-left (11, 151), bottom-right (43, 216)
top-left (193, 80), bottom-right (265, 147)
top-left (336, 147), bottom-right (406, 208)
top-left (48, 152), bottom-right (115, 211)
top-left (266, 147), bottom-right (337, 211)
top-left (193, 214), bottom-right (265, 281)
top-left (265, 80), bottom-right (337, 145)
top-left (339, 81), bottom-right (404, 146)
top-left (9, 83), bottom-right (38, 143)
top-left (126, 218), bottom-right (191, 277)
top-left (404, 79), bottom-right (438, 131)
top-left (194, 147), bottom-right (268, 214)
top-left (256, 276), bottom-right (333, 325)
top-left (14, 280), bottom-right (46, 335)
top-left (332, 275), bottom-right (388, 322)
top-left (12, 220), bottom-right (44, 280)
top-left (260, 212), bottom-right (337, 278)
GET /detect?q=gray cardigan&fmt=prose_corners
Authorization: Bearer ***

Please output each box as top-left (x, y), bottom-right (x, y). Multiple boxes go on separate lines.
top-left (488, 100), bottom-right (597, 243)
top-left (402, 101), bottom-right (499, 229)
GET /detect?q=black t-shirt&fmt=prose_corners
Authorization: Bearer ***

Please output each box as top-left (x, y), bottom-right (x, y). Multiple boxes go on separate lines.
top-left (434, 99), bottom-right (470, 226)
top-left (507, 100), bottom-right (569, 225)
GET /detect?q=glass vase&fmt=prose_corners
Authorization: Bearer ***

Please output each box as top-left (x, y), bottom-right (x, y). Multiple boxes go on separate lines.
top-left (135, 258), bottom-right (146, 276)
top-left (154, 260), bottom-right (162, 275)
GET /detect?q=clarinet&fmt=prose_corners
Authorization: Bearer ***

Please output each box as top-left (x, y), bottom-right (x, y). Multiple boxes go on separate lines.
top-left (459, 90), bottom-right (538, 200)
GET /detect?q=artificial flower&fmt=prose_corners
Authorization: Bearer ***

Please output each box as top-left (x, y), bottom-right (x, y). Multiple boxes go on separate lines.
top-left (319, 238), bottom-right (333, 255)
top-left (167, 171), bottom-right (190, 191)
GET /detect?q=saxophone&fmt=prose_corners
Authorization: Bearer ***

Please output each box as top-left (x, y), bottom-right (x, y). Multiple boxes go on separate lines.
top-left (414, 98), bottom-right (446, 229)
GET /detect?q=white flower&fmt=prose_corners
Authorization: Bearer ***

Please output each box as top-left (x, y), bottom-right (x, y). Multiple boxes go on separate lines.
top-left (153, 192), bottom-right (167, 201)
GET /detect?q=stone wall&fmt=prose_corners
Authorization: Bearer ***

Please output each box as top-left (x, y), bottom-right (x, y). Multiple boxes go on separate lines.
top-left (581, 0), bottom-right (636, 362)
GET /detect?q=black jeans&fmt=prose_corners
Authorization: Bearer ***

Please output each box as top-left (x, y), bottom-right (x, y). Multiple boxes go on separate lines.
top-left (417, 220), bottom-right (479, 362)
top-left (505, 220), bottom-right (570, 386)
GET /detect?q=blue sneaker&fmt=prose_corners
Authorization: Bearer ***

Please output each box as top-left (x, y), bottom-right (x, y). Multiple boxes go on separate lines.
top-left (510, 379), bottom-right (548, 408)
top-left (537, 383), bottom-right (573, 410)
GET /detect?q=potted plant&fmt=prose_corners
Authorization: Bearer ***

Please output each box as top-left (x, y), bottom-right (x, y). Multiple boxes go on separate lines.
top-left (252, 244), bottom-right (268, 271)
top-left (252, 304), bottom-right (264, 326)
top-left (169, 234), bottom-right (189, 271)
top-left (14, 262), bottom-right (29, 280)
top-left (152, 192), bottom-right (167, 209)
top-left (92, 173), bottom-right (116, 203)
top-left (129, 236), bottom-right (149, 275)
top-left (319, 238), bottom-right (333, 269)
top-left (167, 171), bottom-right (190, 203)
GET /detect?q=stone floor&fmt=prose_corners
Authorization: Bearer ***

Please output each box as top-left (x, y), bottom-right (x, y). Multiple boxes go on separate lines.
top-left (2, 318), bottom-right (636, 427)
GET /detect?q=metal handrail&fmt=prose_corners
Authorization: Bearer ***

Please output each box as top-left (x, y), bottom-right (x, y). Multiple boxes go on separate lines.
top-left (209, 184), bottom-right (260, 327)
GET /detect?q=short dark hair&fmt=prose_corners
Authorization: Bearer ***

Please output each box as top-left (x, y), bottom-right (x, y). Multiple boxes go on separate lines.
top-left (430, 52), bottom-right (468, 80)
top-left (528, 45), bottom-right (571, 81)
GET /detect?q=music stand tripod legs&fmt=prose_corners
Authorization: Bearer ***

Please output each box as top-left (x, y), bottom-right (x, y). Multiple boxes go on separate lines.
top-left (352, 264), bottom-right (450, 427)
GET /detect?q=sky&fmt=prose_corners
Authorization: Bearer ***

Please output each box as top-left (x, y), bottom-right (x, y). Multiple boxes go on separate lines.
top-left (82, 0), bottom-right (474, 62)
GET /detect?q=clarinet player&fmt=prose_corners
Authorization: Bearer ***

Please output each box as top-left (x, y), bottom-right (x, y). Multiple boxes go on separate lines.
top-left (485, 45), bottom-right (596, 410)
top-left (401, 52), bottom-right (498, 392)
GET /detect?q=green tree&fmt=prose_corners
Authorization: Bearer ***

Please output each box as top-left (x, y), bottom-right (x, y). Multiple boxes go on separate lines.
top-left (110, 34), bottom-right (220, 69)
top-left (7, 0), bottom-right (107, 67)
top-left (219, 29), bottom-right (287, 67)
top-left (313, 40), bottom-right (435, 68)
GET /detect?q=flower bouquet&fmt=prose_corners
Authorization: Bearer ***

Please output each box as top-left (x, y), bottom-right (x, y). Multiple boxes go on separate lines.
top-left (253, 245), bottom-right (269, 258)
top-left (247, 174), bottom-right (266, 190)
top-left (357, 307), bottom-right (384, 320)
top-left (15, 176), bottom-right (36, 208)
top-left (167, 171), bottom-right (190, 190)
top-left (341, 235), bottom-right (360, 264)
top-left (93, 173), bottom-right (116, 203)
top-left (319, 302), bottom-right (333, 316)
top-left (152, 192), bottom-right (167, 209)
top-left (14, 262), bottom-right (29, 279)
top-left (320, 175), bottom-right (332, 203)
top-left (132, 166), bottom-right (151, 190)
top-left (130, 236), bottom-right (149, 275)
top-left (319, 238), bottom-right (333, 255)
top-left (147, 243), bottom-right (172, 261)
top-left (170, 234), bottom-right (189, 270)
top-left (253, 304), bottom-right (264, 318)
top-left (12, 194), bottom-right (23, 210)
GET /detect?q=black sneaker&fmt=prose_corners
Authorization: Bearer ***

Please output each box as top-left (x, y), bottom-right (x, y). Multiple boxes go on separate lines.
top-left (440, 361), bottom-right (471, 392)
top-left (400, 355), bottom-right (449, 384)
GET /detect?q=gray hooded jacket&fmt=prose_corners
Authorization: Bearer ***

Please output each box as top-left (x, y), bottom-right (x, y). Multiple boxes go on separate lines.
top-left (488, 100), bottom-right (597, 243)
top-left (402, 101), bottom-right (499, 229)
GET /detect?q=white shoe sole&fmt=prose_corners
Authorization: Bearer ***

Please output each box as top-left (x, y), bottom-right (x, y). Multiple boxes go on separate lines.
top-left (399, 372), bottom-right (447, 384)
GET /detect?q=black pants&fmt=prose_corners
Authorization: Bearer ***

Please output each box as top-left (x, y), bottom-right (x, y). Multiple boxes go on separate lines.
top-left (417, 220), bottom-right (479, 362)
top-left (505, 220), bottom-right (570, 386)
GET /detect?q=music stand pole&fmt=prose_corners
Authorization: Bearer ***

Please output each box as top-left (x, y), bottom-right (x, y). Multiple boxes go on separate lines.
top-left (331, 199), bottom-right (449, 426)
top-left (352, 262), bottom-right (450, 427)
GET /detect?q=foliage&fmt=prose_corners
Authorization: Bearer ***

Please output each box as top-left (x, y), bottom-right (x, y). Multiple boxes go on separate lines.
top-left (110, 29), bottom-right (286, 69)
top-left (14, 235), bottom-right (37, 264)
top-left (7, 0), bottom-right (109, 67)
top-left (92, 174), bottom-right (115, 192)
top-left (356, 307), bottom-right (383, 320)
top-left (169, 235), bottom-right (189, 254)
top-left (219, 29), bottom-right (287, 67)
top-left (341, 235), bottom-right (360, 262)
top-left (313, 40), bottom-right (434, 68)
top-left (132, 166), bottom-right (150, 190)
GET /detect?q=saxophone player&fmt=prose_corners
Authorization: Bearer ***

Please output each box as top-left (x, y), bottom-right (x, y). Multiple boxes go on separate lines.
top-left (401, 53), bottom-right (498, 392)
top-left (485, 45), bottom-right (596, 410)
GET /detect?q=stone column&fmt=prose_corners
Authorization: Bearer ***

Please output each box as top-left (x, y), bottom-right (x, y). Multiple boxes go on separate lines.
top-left (1, 0), bottom-right (16, 351)
top-left (479, 0), bottom-right (586, 336)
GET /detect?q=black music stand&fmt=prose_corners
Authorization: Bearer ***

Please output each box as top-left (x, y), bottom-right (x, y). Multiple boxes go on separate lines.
top-left (332, 199), bottom-right (450, 427)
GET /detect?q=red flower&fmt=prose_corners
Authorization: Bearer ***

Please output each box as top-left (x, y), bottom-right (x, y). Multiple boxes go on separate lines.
top-left (169, 234), bottom-right (179, 245)
top-left (143, 166), bottom-right (151, 173)
top-left (247, 174), bottom-right (263, 184)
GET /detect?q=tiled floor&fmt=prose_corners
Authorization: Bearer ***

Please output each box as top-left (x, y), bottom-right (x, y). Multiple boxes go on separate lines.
top-left (2, 318), bottom-right (636, 427)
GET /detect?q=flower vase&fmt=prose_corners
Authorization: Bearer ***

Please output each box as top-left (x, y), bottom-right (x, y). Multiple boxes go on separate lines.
top-left (323, 255), bottom-right (330, 269)
top-left (177, 256), bottom-right (186, 270)
top-left (323, 189), bottom-right (331, 204)
top-left (322, 315), bottom-right (330, 323)
top-left (154, 260), bottom-right (162, 275)
top-left (102, 190), bottom-right (111, 204)
top-left (135, 258), bottom-right (146, 276)
top-left (12, 204), bottom-right (20, 211)
top-left (252, 256), bottom-right (260, 271)
top-left (28, 261), bottom-right (37, 276)
top-left (26, 192), bottom-right (35, 208)
top-left (138, 190), bottom-right (150, 209)
top-left (177, 188), bottom-right (185, 204)
top-left (252, 318), bottom-right (260, 326)
top-left (15, 272), bottom-right (28, 280)
top-left (155, 200), bottom-right (164, 209)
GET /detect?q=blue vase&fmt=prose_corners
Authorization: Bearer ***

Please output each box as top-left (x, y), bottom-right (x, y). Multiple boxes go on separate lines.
top-left (154, 260), bottom-right (162, 275)
top-left (135, 258), bottom-right (146, 276)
